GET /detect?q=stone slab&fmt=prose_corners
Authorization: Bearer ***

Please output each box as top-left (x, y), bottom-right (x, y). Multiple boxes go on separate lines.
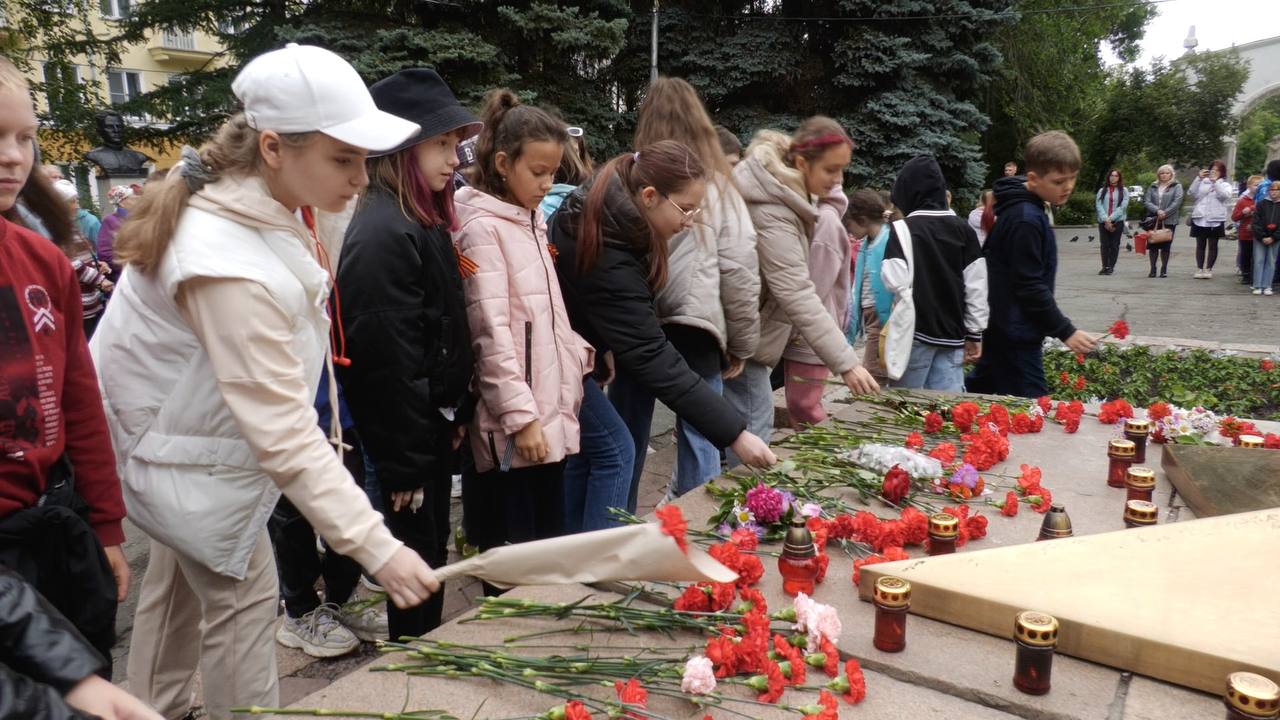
top-left (1161, 443), bottom-right (1280, 517)
top-left (1123, 675), bottom-right (1225, 720)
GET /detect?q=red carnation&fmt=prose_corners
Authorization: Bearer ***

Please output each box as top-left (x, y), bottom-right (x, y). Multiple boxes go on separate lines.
top-left (1073, 375), bottom-right (1087, 392)
top-left (656, 505), bottom-right (688, 554)
top-left (924, 412), bottom-right (944, 433)
top-left (1011, 412), bottom-right (1035, 434)
top-left (730, 527), bottom-right (759, 551)
top-left (774, 634), bottom-right (806, 685)
top-left (899, 506), bottom-right (929, 546)
top-left (1147, 401), bottom-right (1172, 422)
top-left (1000, 490), bottom-right (1019, 517)
top-left (1026, 485), bottom-right (1053, 512)
top-left (928, 442), bottom-right (957, 464)
top-left (614, 678), bottom-right (648, 718)
top-left (843, 659), bottom-right (867, 704)
top-left (904, 432), bottom-right (925, 450)
top-left (1037, 396), bottom-right (1053, 413)
top-left (965, 513), bottom-right (989, 540)
top-left (950, 402), bottom-right (981, 432)
top-left (563, 701), bottom-right (592, 720)
top-left (674, 584), bottom-right (713, 613)
top-left (882, 465), bottom-right (911, 505)
top-left (803, 691), bottom-right (841, 720)
top-left (1109, 319), bottom-right (1130, 340)
top-left (753, 660), bottom-right (787, 703)
top-left (1264, 433), bottom-right (1280, 449)
top-left (852, 546), bottom-right (908, 585)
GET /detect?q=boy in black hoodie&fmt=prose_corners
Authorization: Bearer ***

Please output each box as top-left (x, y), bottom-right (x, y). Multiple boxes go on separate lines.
top-left (966, 131), bottom-right (1097, 397)
top-left (881, 155), bottom-right (988, 391)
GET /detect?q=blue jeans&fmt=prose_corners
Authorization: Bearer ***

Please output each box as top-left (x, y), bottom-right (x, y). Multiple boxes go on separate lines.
top-left (722, 360), bottom-right (773, 468)
top-left (608, 370), bottom-right (657, 513)
top-left (892, 343), bottom-right (965, 392)
top-left (363, 450), bottom-right (382, 512)
top-left (672, 372), bottom-right (723, 498)
top-left (564, 379), bottom-right (634, 530)
top-left (1254, 240), bottom-right (1279, 289)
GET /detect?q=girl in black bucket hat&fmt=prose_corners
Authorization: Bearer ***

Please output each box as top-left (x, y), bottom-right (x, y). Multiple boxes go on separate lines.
top-left (335, 68), bottom-right (482, 639)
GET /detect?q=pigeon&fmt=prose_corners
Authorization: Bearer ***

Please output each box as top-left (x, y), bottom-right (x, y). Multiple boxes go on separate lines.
top-left (1087, 235), bottom-right (1095, 242)
top-left (1069, 235), bottom-right (1079, 242)
top-left (1125, 243), bottom-right (1133, 252)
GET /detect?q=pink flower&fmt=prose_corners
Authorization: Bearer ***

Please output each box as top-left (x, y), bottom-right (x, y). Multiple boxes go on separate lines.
top-left (681, 655), bottom-right (717, 695)
top-left (793, 592), bottom-right (842, 649)
top-left (745, 483), bottom-right (786, 524)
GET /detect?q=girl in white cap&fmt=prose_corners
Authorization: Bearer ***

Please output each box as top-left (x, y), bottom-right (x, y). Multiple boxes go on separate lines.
top-left (89, 44), bottom-right (437, 719)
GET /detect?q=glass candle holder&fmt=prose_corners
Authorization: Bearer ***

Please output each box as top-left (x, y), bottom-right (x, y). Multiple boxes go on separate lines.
top-left (1107, 439), bottom-right (1136, 488)
top-left (1123, 499), bottom-right (1158, 528)
top-left (1224, 672), bottom-right (1280, 719)
top-left (872, 576), bottom-right (910, 653)
top-left (778, 518), bottom-right (818, 596)
top-left (1124, 419), bottom-right (1152, 463)
top-left (1125, 466), bottom-right (1156, 504)
top-left (926, 513), bottom-right (959, 556)
top-left (1013, 610), bottom-right (1059, 695)
top-left (1240, 435), bottom-right (1265, 449)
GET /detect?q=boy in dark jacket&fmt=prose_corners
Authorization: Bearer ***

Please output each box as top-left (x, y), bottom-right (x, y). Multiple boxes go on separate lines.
top-left (881, 155), bottom-right (988, 391)
top-left (967, 131), bottom-right (1097, 397)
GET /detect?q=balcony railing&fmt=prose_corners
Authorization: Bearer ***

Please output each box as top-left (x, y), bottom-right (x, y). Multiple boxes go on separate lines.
top-left (159, 30), bottom-right (196, 51)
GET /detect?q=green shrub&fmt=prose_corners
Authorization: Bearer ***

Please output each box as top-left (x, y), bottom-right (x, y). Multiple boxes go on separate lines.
top-left (1043, 345), bottom-right (1280, 420)
top-left (1054, 191), bottom-right (1097, 226)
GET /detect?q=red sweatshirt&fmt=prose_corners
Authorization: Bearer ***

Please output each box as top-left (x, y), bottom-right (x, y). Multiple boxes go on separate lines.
top-left (0, 217), bottom-right (124, 546)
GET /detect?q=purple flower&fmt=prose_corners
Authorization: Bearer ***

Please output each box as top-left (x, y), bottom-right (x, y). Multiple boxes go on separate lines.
top-left (800, 502), bottom-right (823, 518)
top-left (745, 483), bottom-right (786, 524)
top-left (949, 463), bottom-right (979, 489)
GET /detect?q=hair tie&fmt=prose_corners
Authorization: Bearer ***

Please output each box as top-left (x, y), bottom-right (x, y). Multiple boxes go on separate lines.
top-left (178, 145), bottom-right (213, 193)
top-left (633, 151), bottom-right (640, 162)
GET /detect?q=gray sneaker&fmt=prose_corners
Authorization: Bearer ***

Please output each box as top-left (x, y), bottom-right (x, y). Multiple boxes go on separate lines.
top-left (276, 603), bottom-right (359, 657)
top-left (339, 596), bottom-right (389, 642)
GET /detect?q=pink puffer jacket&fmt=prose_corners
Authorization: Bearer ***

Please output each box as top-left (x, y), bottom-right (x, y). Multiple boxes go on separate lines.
top-left (455, 187), bottom-right (594, 472)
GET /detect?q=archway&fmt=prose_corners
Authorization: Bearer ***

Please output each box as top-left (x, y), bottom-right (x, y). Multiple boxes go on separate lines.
top-left (1224, 34), bottom-right (1280, 179)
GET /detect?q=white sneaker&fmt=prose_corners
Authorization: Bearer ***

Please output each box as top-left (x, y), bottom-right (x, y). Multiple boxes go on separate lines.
top-left (1194, 269), bottom-right (1206, 279)
top-left (1205, 270), bottom-right (1213, 279)
top-left (1266, 288), bottom-right (1275, 296)
top-left (339, 597), bottom-right (389, 642)
top-left (451, 473), bottom-right (462, 499)
top-left (276, 603), bottom-right (360, 657)
top-left (360, 574), bottom-right (384, 593)
top-left (1254, 289), bottom-right (1264, 295)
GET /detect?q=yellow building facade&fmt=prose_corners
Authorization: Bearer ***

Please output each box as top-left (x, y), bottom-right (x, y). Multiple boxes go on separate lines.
top-left (5, 1), bottom-right (227, 205)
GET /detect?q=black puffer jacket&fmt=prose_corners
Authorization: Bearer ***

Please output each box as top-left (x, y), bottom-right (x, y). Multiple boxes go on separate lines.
top-left (0, 567), bottom-right (101, 719)
top-left (337, 187), bottom-right (475, 491)
top-left (550, 178), bottom-right (745, 448)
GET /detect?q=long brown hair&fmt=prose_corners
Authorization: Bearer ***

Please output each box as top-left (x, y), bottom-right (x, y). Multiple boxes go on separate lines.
top-left (472, 88), bottom-right (568, 198)
top-left (367, 138), bottom-right (459, 230)
top-left (786, 115), bottom-right (853, 168)
top-left (115, 114), bottom-right (313, 273)
top-left (0, 57), bottom-right (73, 248)
top-left (633, 77), bottom-right (732, 183)
top-left (577, 140), bottom-right (705, 289)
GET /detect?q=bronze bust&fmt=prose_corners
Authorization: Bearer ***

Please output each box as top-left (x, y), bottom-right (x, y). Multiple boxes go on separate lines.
top-left (84, 110), bottom-right (151, 177)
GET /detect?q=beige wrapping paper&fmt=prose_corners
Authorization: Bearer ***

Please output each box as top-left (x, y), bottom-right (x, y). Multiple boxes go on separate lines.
top-left (433, 523), bottom-right (737, 589)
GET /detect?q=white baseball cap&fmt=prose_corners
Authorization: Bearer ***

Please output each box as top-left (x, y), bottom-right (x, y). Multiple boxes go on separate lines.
top-left (232, 43), bottom-right (419, 153)
top-left (52, 179), bottom-right (79, 202)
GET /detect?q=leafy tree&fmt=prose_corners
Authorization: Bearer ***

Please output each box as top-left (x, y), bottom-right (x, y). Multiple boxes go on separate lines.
top-left (981, 0), bottom-right (1154, 186)
top-left (1235, 94), bottom-right (1280, 181)
top-left (613, 1), bottom-right (1013, 193)
top-left (1085, 52), bottom-right (1248, 189)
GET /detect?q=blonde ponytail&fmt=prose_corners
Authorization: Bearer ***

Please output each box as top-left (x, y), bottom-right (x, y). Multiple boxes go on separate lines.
top-left (115, 114), bottom-right (312, 273)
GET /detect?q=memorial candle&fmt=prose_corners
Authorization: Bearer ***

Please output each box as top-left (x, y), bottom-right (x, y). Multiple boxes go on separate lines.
top-left (1107, 439), bottom-right (1136, 488)
top-left (1123, 499), bottom-right (1158, 528)
top-left (1125, 467), bottom-right (1156, 504)
top-left (1124, 419), bottom-right (1152, 463)
top-left (1240, 435), bottom-right (1265, 449)
top-left (926, 513), bottom-right (959, 556)
top-left (872, 576), bottom-right (910, 653)
top-left (1224, 672), bottom-right (1280, 719)
top-left (777, 518), bottom-right (819, 597)
top-left (1012, 611), bottom-right (1058, 695)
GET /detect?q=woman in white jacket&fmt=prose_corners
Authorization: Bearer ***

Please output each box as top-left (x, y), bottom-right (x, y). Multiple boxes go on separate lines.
top-left (1189, 159), bottom-right (1234, 279)
top-left (89, 45), bottom-right (437, 719)
top-left (624, 77), bottom-right (761, 500)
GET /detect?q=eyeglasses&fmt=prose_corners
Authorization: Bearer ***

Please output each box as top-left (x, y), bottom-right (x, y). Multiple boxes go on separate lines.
top-left (566, 126), bottom-right (584, 138)
top-left (663, 194), bottom-right (702, 222)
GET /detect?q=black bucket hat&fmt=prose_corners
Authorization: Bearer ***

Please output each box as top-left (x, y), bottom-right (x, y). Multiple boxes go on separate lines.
top-left (367, 68), bottom-right (482, 157)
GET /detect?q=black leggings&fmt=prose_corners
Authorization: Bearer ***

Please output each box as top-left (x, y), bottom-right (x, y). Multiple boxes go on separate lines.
top-left (1098, 222), bottom-right (1122, 270)
top-left (1195, 236), bottom-right (1220, 270)
top-left (1148, 225), bottom-right (1175, 274)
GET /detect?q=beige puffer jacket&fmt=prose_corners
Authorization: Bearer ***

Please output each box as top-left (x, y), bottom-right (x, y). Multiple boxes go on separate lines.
top-left (654, 176), bottom-right (761, 360)
top-left (733, 131), bottom-right (859, 372)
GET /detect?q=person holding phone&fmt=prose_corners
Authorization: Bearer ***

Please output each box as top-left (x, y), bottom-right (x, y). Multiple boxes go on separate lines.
top-left (1188, 159), bottom-right (1233, 279)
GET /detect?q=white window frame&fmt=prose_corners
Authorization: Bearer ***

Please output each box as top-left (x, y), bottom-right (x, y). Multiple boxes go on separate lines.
top-left (41, 61), bottom-right (83, 116)
top-left (100, 0), bottom-right (131, 19)
top-left (106, 68), bottom-right (145, 121)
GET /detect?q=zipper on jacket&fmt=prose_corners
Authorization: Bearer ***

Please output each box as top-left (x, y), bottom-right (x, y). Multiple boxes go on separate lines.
top-left (525, 321), bottom-right (533, 389)
top-left (530, 209), bottom-right (563, 391)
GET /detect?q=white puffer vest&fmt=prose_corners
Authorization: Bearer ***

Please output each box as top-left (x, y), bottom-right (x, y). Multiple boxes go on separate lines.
top-left (90, 188), bottom-right (330, 579)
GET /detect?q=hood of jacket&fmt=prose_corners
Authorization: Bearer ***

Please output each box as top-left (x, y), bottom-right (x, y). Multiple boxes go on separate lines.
top-left (558, 173), bottom-right (651, 256)
top-left (455, 185), bottom-right (540, 231)
top-left (891, 155), bottom-right (948, 215)
top-left (817, 184), bottom-right (849, 217)
top-left (993, 175), bottom-right (1041, 216)
top-left (734, 130), bottom-right (817, 225)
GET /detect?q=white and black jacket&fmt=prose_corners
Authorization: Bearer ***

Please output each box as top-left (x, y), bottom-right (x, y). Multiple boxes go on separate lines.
top-left (881, 155), bottom-right (988, 348)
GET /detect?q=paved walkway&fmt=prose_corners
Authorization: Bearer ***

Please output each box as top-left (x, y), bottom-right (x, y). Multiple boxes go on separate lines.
top-left (1051, 225), bottom-right (1278, 354)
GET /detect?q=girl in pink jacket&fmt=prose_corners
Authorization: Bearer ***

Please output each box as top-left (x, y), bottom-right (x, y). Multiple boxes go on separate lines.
top-left (455, 89), bottom-right (594, 548)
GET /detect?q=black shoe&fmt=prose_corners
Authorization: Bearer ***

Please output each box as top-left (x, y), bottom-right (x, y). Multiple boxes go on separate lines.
top-left (1106, 268), bottom-right (1114, 275)
top-left (1148, 270), bottom-right (1157, 278)
top-left (1160, 272), bottom-right (1168, 278)
top-left (1099, 268), bottom-right (1108, 275)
